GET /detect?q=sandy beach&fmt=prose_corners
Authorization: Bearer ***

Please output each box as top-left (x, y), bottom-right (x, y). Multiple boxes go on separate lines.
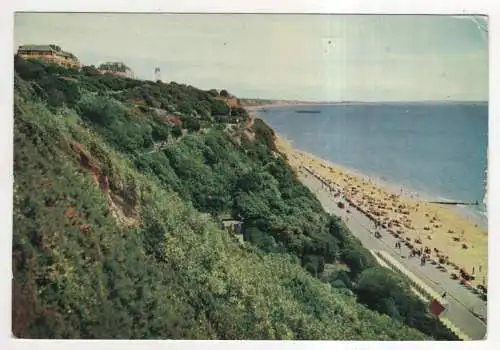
top-left (274, 134), bottom-right (488, 288)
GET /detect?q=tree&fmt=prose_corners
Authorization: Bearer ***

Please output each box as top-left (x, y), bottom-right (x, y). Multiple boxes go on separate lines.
top-left (183, 117), bottom-right (201, 132)
top-left (219, 89), bottom-right (230, 98)
top-left (82, 65), bottom-right (100, 76)
top-left (243, 225), bottom-right (278, 252)
top-left (210, 100), bottom-right (229, 116)
top-left (171, 125), bottom-right (183, 138)
top-left (301, 255), bottom-right (325, 277)
top-left (14, 55), bottom-right (46, 80)
top-left (32, 76), bottom-right (81, 108)
top-left (77, 94), bottom-right (125, 127)
top-left (230, 107), bottom-right (248, 119)
top-left (151, 123), bottom-right (170, 142)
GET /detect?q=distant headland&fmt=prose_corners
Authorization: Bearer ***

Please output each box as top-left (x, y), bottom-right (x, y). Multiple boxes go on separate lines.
top-left (239, 98), bottom-right (488, 109)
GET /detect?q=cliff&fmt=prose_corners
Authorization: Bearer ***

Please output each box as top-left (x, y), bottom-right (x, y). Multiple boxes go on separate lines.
top-left (12, 55), bottom-right (453, 340)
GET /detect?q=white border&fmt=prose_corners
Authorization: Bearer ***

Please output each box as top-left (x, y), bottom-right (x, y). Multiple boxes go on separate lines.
top-left (2, 1), bottom-right (498, 350)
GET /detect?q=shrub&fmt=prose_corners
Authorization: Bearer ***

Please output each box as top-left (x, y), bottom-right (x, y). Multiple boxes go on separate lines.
top-left (77, 94), bottom-right (125, 127)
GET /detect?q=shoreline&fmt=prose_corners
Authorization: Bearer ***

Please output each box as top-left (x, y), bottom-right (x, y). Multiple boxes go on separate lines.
top-left (316, 160), bottom-right (487, 231)
top-left (273, 133), bottom-right (488, 288)
top-left (309, 149), bottom-right (485, 229)
top-left (272, 130), bottom-right (488, 231)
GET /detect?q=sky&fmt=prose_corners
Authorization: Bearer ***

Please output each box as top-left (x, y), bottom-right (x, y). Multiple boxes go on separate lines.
top-left (14, 13), bottom-right (488, 102)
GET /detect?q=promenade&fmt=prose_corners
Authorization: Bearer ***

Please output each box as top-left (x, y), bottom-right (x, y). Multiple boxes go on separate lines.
top-left (297, 167), bottom-right (487, 340)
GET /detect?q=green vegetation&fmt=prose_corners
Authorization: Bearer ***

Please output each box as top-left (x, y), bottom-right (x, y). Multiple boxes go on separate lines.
top-left (98, 61), bottom-right (131, 73)
top-left (12, 56), bottom-right (455, 340)
top-left (219, 89), bottom-right (230, 98)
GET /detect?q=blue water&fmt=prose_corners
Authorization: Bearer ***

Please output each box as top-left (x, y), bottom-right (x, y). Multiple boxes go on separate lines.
top-left (257, 102), bottom-right (488, 229)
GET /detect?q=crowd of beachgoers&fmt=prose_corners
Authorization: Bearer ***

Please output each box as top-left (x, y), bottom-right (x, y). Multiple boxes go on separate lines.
top-left (273, 135), bottom-right (488, 294)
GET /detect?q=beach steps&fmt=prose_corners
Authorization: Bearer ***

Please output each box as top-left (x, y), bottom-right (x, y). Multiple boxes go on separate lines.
top-left (372, 250), bottom-right (472, 341)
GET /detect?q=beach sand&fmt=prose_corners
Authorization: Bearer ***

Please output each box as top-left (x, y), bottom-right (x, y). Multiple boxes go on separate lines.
top-left (274, 134), bottom-right (488, 288)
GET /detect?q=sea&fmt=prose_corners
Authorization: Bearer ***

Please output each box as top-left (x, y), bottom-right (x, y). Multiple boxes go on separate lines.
top-left (256, 102), bottom-right (488, 230)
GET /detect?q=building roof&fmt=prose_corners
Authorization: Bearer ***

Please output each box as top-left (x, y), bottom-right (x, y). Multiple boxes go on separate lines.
top-left (18, 44), bottom-right (54, 52)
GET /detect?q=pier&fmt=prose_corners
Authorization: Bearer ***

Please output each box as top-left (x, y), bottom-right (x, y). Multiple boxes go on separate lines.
top-left (427, 200), bottom-right (479, 206)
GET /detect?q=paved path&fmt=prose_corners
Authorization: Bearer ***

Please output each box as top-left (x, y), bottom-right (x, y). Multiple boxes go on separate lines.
top-left (297, 168), bottom-right (487, 340)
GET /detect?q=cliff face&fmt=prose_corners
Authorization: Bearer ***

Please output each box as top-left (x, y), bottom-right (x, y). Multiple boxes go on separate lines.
top-left (12, 56), bottom-right (443, 340)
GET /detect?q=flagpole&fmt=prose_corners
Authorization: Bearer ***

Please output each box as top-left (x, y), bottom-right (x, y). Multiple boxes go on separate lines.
top-left (435, 314), bottom-right (438, 337)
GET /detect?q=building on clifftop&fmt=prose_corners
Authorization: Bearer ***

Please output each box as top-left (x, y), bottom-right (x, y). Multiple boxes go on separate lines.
top-left (98, 61), bottom-right (135, 79)
top-left (17, 44), bottom-right (81, 69)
